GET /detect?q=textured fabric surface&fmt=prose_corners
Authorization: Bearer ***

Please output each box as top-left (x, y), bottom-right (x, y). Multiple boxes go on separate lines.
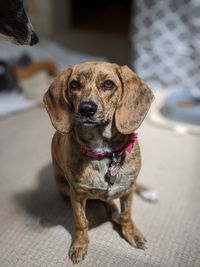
top-left (131, 0), bottom-right (200, 98)
top-left (0, 107), bottom-right (200, 267)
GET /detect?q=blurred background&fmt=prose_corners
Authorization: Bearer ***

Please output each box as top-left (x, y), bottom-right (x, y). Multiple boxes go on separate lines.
top-left (0, 1), bottom-right (200, 267)
top-left (0, 0), bottom-right (199, 128)
top-left (26, 0), bottom-right (132, 64)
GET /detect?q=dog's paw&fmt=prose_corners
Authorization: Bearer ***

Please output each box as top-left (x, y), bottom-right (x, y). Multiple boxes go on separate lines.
top-left (121, 223), bottom-right (147, 250)
top-left (68, 241), bottom-right (88, 264)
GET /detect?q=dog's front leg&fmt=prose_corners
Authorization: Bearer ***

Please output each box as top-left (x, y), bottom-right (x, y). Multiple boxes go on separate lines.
top-left (120, 190), bottom-right (146, 249)
top-left (68, 188), bottom-right (89, 264)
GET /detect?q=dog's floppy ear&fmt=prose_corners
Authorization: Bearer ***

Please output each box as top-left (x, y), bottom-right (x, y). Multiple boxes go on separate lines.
top-left (115, 65), bottom-right (154, 134)
top-left (43, 68), bottom-right (73, 134)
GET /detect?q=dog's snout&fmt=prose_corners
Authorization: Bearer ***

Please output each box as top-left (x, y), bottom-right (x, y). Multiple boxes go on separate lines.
top-left (78, 101), bottom-right (97, 117)
top-left (30, 31), bottom-right (39, 46)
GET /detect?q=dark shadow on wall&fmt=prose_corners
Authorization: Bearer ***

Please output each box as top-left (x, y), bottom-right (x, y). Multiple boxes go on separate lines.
top-left (14, 163), bottom-right (108, 237)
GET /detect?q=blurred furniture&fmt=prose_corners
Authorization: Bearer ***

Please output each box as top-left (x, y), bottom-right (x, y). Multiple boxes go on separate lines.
top-left (131, 0), bottom-right (200, 99)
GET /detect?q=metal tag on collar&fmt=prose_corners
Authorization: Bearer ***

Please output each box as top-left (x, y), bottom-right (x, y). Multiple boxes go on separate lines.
top-left (106, 153), bottom-right (121, 185)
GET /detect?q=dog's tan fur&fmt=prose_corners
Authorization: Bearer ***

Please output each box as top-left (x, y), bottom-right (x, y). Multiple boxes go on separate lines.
top-left (43, 61), bottom-right (154, 264)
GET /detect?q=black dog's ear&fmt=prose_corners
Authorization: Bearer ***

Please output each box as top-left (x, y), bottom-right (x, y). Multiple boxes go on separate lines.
top-left (115, 65), bottom-right (154, 134)
top-left (43, 68), bottom-right (73, 134)
top-left (14, 0), bottom-right (23, 5)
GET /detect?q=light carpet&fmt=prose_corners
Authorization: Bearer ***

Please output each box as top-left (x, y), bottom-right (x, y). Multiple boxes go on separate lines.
top-left (0, 106), bottom-right (200, 267)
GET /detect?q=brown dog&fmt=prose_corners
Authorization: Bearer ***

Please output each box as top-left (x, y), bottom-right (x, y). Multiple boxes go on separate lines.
top-left (43, 61), bottom-right (154, 264)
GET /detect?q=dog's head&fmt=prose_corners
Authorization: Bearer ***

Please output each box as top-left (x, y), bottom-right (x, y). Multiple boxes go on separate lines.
top-left (0, 0), bottom-right (39, 45)
top-left (44, 61), bottom-right (154, 135)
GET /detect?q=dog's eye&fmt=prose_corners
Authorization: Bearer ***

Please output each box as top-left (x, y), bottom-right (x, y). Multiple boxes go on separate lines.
top-left (69, 80), bottom-right (81, 90)
top-left (103, 80), bottom-right (115, 90)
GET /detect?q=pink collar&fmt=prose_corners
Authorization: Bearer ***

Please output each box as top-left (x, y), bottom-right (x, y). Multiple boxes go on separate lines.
top-left (80, 132), bottom-right (138, 159)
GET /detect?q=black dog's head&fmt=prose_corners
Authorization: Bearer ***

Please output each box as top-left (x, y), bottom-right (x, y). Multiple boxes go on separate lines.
top-left (0, 0), bottom-right (39, 46)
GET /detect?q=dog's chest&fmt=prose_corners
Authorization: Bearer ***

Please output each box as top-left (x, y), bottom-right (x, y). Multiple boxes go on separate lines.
top-left (70, 155), bottom-right (138, 199)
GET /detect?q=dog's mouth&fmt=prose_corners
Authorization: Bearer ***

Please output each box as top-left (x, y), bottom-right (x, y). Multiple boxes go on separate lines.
top-left (75, 116), bottom-right (100, 126)
top-left (75, 115), bottom-right (109, 127)
top-left (11, 28), bottom-right (39, 46)
top-left (0, 22), bottom-right (39, 46)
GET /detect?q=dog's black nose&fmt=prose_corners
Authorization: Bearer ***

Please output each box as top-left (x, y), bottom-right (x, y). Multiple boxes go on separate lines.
top-left (79, 101), bottom-right (97, 117)
top-left (30, 31), bottom-right (39, 46)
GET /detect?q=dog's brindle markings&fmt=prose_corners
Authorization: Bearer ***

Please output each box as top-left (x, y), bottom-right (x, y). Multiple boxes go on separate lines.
top-left (0, 0), bottom-right (38, 45)
top-left (44, 61), bottom-right (154, 264)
